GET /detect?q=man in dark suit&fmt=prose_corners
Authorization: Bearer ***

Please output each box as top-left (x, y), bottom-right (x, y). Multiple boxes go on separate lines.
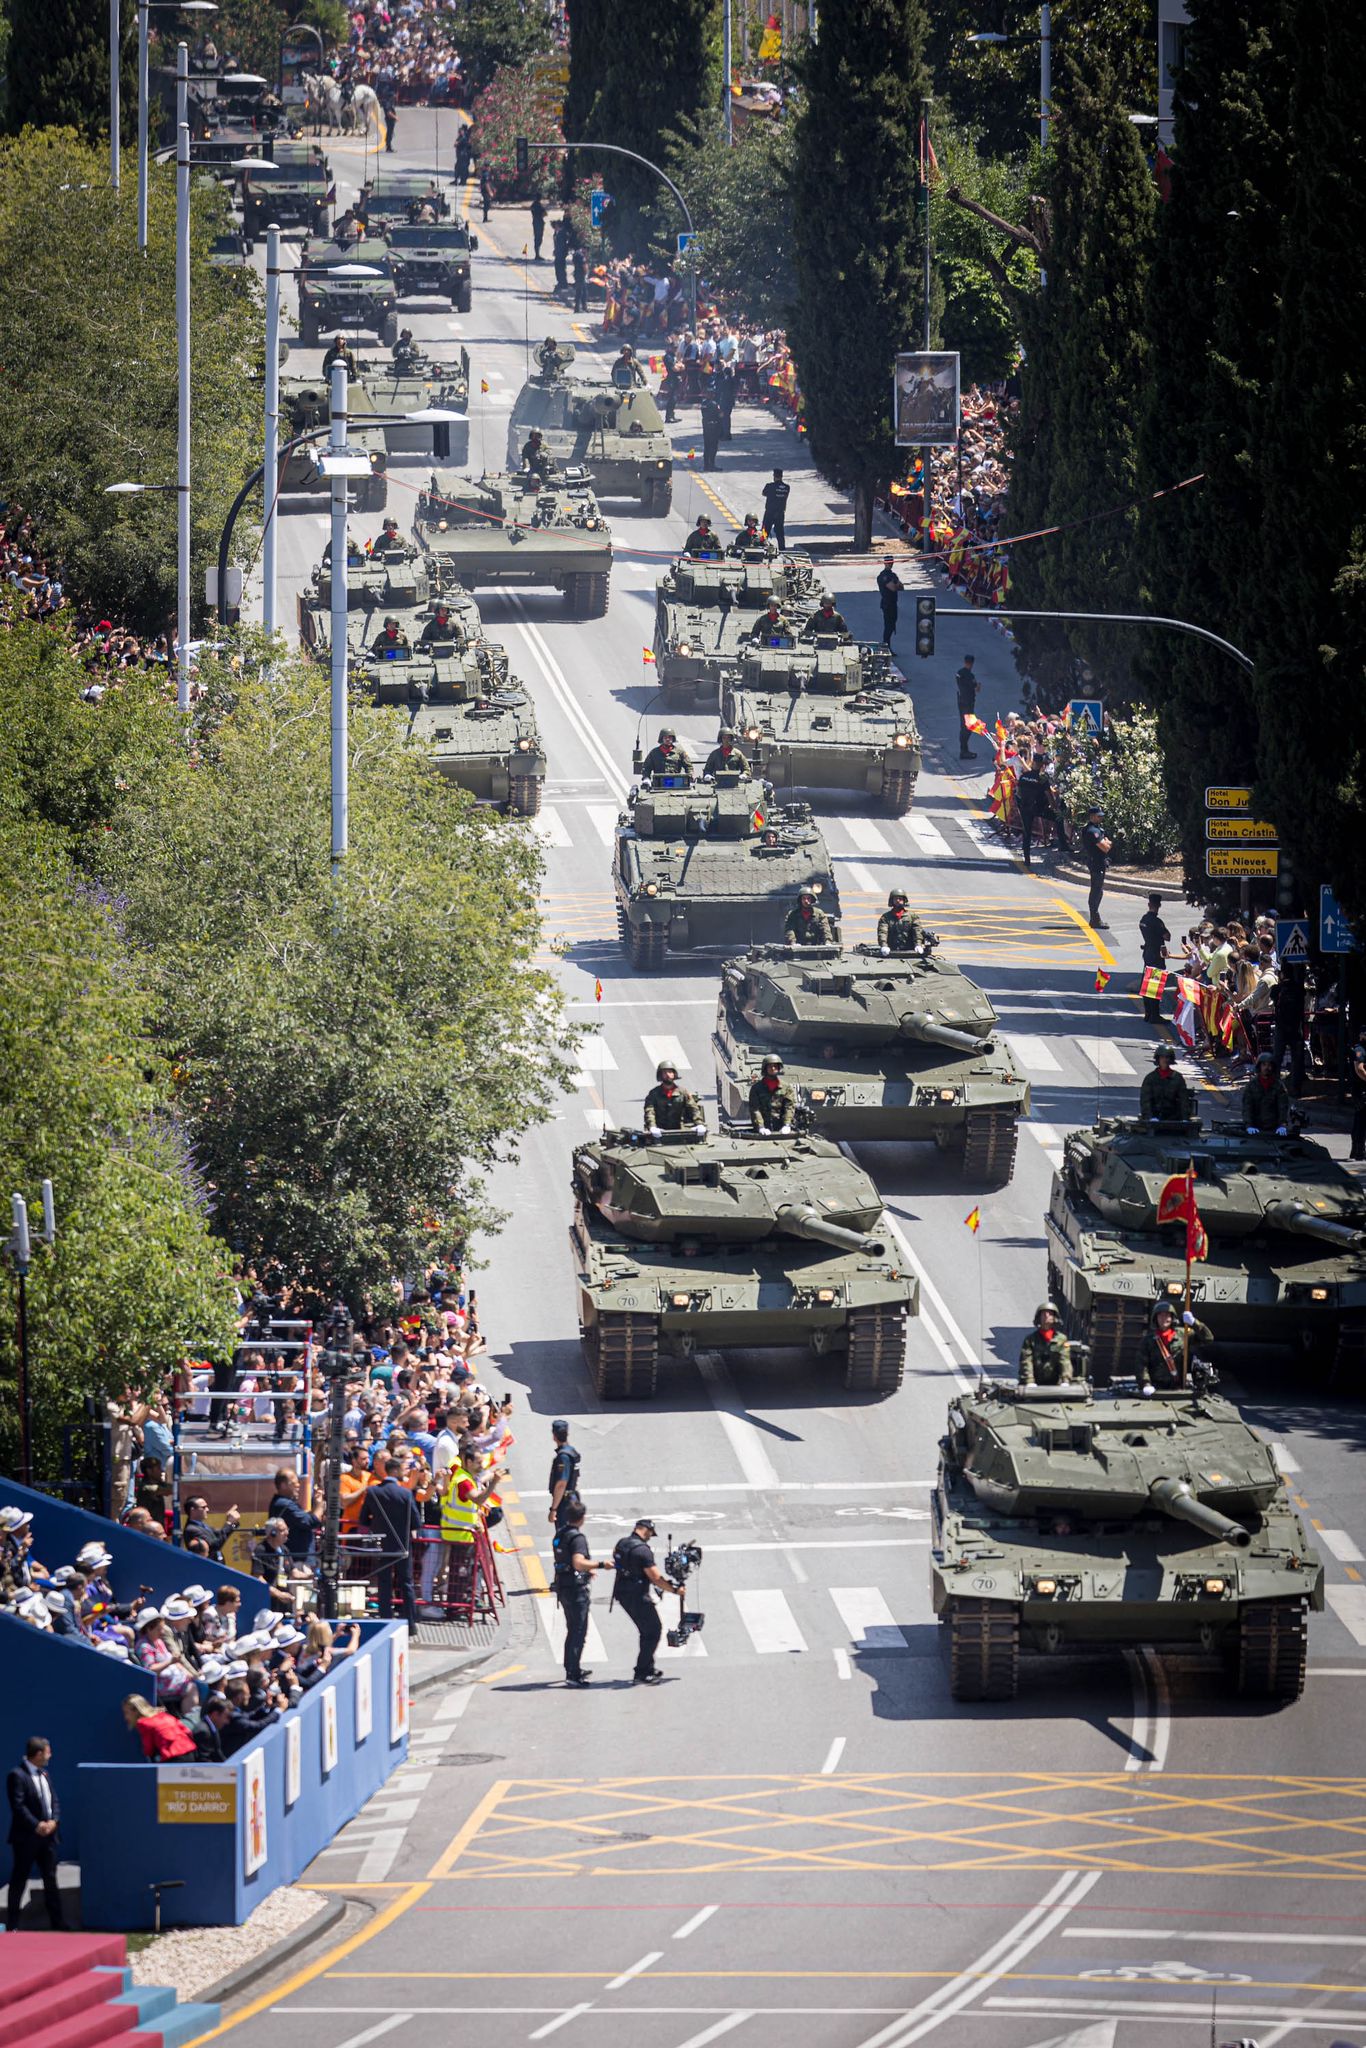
top-left (6, 1736), bottom-right (67, 1931)
top-left (359, 1456), bottom-right (422, 1625)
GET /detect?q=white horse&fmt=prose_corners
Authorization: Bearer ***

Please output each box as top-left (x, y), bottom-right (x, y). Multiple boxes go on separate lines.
top-left (350, 82), bottom-right (384, 140)
top-left (302, 72), bottom-right (342, 135)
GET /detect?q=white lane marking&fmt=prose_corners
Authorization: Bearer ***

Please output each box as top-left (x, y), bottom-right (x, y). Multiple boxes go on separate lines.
top-left (536, 1595), bottom-right (610, 1668)
top-left (1318, 1528), bottom-right (1364, 1563)
top-left (328, 2017), bottom-right (411, 2048)
top-left (605, 1952), bottom-right (663, 1991)
top-left (733, 1589), bottom-right (807, 1654)
top-left (1326, 1585), bottom-right (1366, 1645)
top-left (959, 817), bottom-right (1014, 863)
top-left (843, 819), bottom-right (892, 856)
top-left (1064, 1927), bottom-right (1366, 1946)
top-left (673, 2017), bottom-right (751, 2048)
top-left (903, 815), bottom-right (952, 857)
top-left (675, 1538), bottom-right (925, 1553)
top-left (574, 1037), bottom-right (619, 1070)
top-left (642, 1033), bottom-right (691, 1071)
top-left (697, 1354), bottom-right (780, 1490)
top-left (1122, 1647), bottom-right (1169, 1771)
top-left (483, 366), bottom-right (505, 380)
top-left (1082, 1038), bottom-right (1136, 1076)
top-left (585, 1478), bottom-right (934, 1495)
top-left (583, 1105), bottom-right (604, 1127)
top-left (531, 807), bottom-right (572, 848)
top-left (359, 1798), bottom-right (420, 1822)
top-left (1309, 1665), bottom-right (1366, 1674)
top-left (586, 804), bottom-right (620, 844)
top-left (672, 1903), bottom-right (719, 1940)
top-left (513, 609), bottom-right (629, 803)
top-left (658, 1625), bottom-right (708, 1658)
top-left (1267, 1439), bottom-right (1300, 1474)
top-left (830, 1587), bottom-right (905, 1652)
top-left (874, 1202), bottom-right (977, 1394)
top-left (428, 1687), bottom-right (474, 1724)
top-left (1006, 1032), bottom-right (1063, 1073)
top-left (821, 1735), bottom-right (846, 1775)
top-left (1026, 1121), bottom-right (1066, 1169)
top-left (846, 860), bottom-right (882, 895)
top-left (388, 1771), bottom-right (432, 1790)
top-left (986, 1996), bottom-right (1366, 2025)
top-left (357, 1831), bottom-right (409, 1881)
top-left (833, 1648), bottom-right (852, 1680)
top-left (528, 2004), bottom-right (595, 2039)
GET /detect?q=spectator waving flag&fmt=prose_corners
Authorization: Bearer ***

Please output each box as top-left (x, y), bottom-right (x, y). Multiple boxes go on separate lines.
top-left (963, 714), bottom-right (988, 737)
top-left (1173, 975), bottom-right (1202, 1050)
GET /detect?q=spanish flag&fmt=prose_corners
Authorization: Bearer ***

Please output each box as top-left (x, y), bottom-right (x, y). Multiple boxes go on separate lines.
top-left (642, 647), bottom-right (656, 664)
top-left (964, 714), bottom-right (989, 737)
top-left (752, 807), bottom-right (766, 831)
top-left (594, 979), bottom-right (603, 1003)
top-left (994, 717), bottom-right (1008, 748)
top-left (964, 1206), bottom-right (981, 1234)
top-left (1139, 967), bottom-right (1169, 1001)
top-left (1094, 967), bottom-right (1111, 993)
top-left (480, 379), bottom-right (489, 393)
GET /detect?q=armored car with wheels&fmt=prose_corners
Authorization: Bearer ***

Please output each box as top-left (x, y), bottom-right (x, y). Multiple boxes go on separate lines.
top-left (295, 237), bottom-right (399, 349)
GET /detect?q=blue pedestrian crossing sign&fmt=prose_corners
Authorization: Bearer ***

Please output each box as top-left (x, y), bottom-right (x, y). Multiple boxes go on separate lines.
top-left (676, 231), bottom-right (697, 258)
top-left (1066, 698), bottom-right (1103, 736)
top-left (1321, 883), bottom-right (1360, 954)
top-left (1277, 918), bottom-right (1311, 964)
top-left (589, 189), bottom-right (609, 227)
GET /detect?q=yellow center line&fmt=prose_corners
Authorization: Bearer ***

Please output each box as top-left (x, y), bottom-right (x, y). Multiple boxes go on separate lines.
top-left (1049, 892), bottom-right (1116, 966)
top-left (478, 1662), bottom-right (525, 1684)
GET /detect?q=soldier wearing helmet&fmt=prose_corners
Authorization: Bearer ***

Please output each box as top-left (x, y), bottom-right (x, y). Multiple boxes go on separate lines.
top-left (1139, 1043), bottom-right (1194, 1124)
top-left (783, 886), bottom-right (837, 946)
top-left (1241, 1050), bottom-right (1292, 1135)
top-left (369, 614), bottom-right (409, 658)
top-left (800, 594), bottom-right (848, 640)
top-left (877, 889), bottom-right (922, 954)
top-left (418, 600), bottom-right (457, 647)
top-left (640, 727), bottom-right (694, 780)
top-left (749, 597), bottom-right (793, 645)
top-left (684, 514), bottom-right (719, 558)
top-left (1018, 1303), bottom-right (1076, 1387)
top-left (727, 513), bottom-right (767, 557)
top-left (642, 1061), bottom-right (705, 1136)
top-left (704, 728), bottom-right (750, 777)
top-left (1138, 1297), bottom-right (1213, 1392)
top-left (536, 334), bottom-right (561, 375)
top-left (748, 1055), bottom-right (797, 1134)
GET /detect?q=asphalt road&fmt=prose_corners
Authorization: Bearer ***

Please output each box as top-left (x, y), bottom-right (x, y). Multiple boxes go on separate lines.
top-left (215, 108), bottom-right (1366, 2048)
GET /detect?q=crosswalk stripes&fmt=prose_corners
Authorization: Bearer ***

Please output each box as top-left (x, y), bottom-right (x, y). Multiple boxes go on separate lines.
top-left (733, 1589), bottom-right (807, 1654)
top-left (842, 819), bottom-right (892, 856)
top-left (846, 861), bottom-right (882, 895)
top-left (529, 1583), bottom-right (927, 1668)
top-left (531, 807), bottom-right (573, 848)
top-left (1326, 1586), bottom-right (1366, 1646)
top-left (586, 804), bottom-right (620, 844)
top-left (641, 1034), bottom-right (692, 1071)
top-left (903, 815), bottom-right (953, 858)
top-left (574, 1038), bottom-right (618, 1088)
top-left (829, 1587), bottom-right (906, 1652)
top-left (959, 817), bottom-right (1016, 864)
top-left (1082, 1038), bottom-right (1137, 1077)
top-left (1003, 1032), bottom-right (1063, 1073)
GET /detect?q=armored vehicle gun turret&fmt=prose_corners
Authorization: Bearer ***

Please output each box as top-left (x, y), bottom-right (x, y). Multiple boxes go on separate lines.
top-left (570, 1128), bottom-right (917, 1396)
top-left (354, 625), bottom-right (544, 814)
top-left (353, 344), bottom-right (469, 459)
top-left (932, 1374), bottom-right (1323, 1701)
top-left (653, 550), bottom-right (824, 710)
top-left (721, 638), bottom-right (920, 813)
top-left (277, 375), bottom-right (387, 509)
top-left (714, 943), bottom-right (1029, 1182)
top-left (508, 351), bottom-right (673, 513)
top-left (415, 469), bottom-right (611, 617)
top-left (1046, 1120), bottom-right (1366, 1383)
top-left (295, 236), bottom-right (399, 350)
top-left (613, 769), bottom-right (841, 971)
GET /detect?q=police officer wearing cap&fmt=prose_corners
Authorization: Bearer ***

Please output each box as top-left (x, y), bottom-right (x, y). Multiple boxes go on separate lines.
top-left (749, 1056), bottom-right (796, 1133)
top-left (548, 1419), bottom-right (581, 1532)
top-left (552, 1502), bottom-right (604, 1687)
top-left (611, 1517), bottom-right (681, 1684)
top-left (704, 729), bottom-right (749, 777)
top-left (1139, 1044), bottom-right (1193, 1124)
top-left (640, 728), bottom-right (695, 780)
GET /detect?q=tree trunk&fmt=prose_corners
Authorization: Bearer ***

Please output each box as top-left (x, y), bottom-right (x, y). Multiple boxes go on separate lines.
top-left (852, 476), bottom-right (875, 552)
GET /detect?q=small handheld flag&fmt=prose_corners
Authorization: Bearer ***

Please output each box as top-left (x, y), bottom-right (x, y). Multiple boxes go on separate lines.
top-left (963, 714), bottom-right (989, 737)
top-left (642, 647), bottom-right (656, 664)
top-left (964, 1206), bottom-right (981, 1234)
top-left (480, 379), bottom-right (489, 393)
top-left (1094, 967), bottom-right (1111, 993)
top-left (594, 979), bottom-right (603, 1003)
top-left (1139, 967), bottom-right (1169, 1002)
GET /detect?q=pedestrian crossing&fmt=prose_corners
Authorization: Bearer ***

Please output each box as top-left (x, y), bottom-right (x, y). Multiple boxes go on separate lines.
top-left (530, 801), bottom-right (1015, 871)
top-left (535, 1577), bottom-right (931, 1671)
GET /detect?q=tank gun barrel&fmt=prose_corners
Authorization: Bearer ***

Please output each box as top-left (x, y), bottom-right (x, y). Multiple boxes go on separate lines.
top-left (774, 1202), bottom-right (883, 1255)
top-left (1264, 1198), bottom-right (1366, 1250)
top-left (1148, 1476), bottom-right (1251, 1548)
top-left (897, 1010), bottom-right (989, 1055)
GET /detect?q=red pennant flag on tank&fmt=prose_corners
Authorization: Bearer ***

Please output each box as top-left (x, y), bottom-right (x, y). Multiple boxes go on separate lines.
top-left (594, 979), bottom-right (603, 1003)
top-left (1157, 1164), bottom-right (1208, 1265)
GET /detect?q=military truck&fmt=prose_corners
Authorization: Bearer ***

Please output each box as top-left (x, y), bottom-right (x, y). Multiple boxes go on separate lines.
top-left (360, 171), bottom-right (450, 228)
top-left (351, 345), bottom-right (469, 460)
top-left (507, 348), bottom-right (672, 512)
top-left (242, 155), bottom-right (329, 240)
top-left (932, 1373), bottom-right (1323, 1701)
top-left (653, 549), bottom-right (825, 711)
top-left (384, 222), bottom-right (477, 312)
top-left (614, 769), bottom-right (841, 971)
top-left (1046, 1118), bottom-right (1366, 1383)
top-left (276, 374), bottom-right (387, 510)
top-left (570, 1128), bottom-right (917, 1396)
top-left (721, 637), bottom-right (920, 812)
top-left (714, 942), bottom-right (1028, 1182)
top-left (414, 469), bottom-right (611, 617)
top-left (295, 237), bottom-right (399, 350)
top-left (356, 627), bottom-right (545, 815)
top-left (208, 228), bottom-right (251, 269)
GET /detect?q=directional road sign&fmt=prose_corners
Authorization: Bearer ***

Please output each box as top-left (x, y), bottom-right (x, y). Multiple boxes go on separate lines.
top-left (676, 231), bottom-right (697, 258)
top-left (1206, 847), bottom-right (1279, 878)
top-left (1204, 785), bottom-right (1252, 812)
top-left (1321, 882), bottom-right (1360, 954)
top-left (1205, 816), bottom-right (1279, 843)
top-left (1066, 698), bottom-right (1102, 735)
top-left (1277, 918), bottom-right (1311, 963)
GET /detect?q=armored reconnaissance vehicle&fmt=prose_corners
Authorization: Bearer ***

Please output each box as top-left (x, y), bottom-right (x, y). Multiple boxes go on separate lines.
top-left (355, 626), bottom-right (545, 815)
top-left (360, 171), bottom-right (450, 229)
top-left (241, 155), bottom-right (329, 239)
top-left (507, 347), bottom-right (672, 513)
top-left (414, 469), bottom-right (611, 617)
top-left (384, 222), bottom-right (477, 312)
top-left (614, 769), bottom-right (841, 971)
top-left (295, 237), bottom-right (399, 350)
top-left (570, 1129), bottom-right (917, 1396)
top-left (353, 345), bottom-right (470, 460)
top-left (1046, 1119), bottom-right (1366, 1383)
top-left (276, 375), bottom-right (387, 509)
top-left (721, 638), bottom-right (920, 812)
top-left (713, 943), bottom-right (1029, 1182)
top-left (932, 1372), bottom-right (1324, 1701)
top-left (653, 549), bottom-right (824, 711)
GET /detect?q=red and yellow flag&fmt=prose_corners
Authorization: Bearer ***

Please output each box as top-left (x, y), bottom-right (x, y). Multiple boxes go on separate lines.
top-left (752, 807), bottom-right (766, 832)
top-left (1139, 967), bottom-right (1169, 1001)
top-left (993, 717), bottom-right (1008, 748)
top-left (594, 979), bottom-right (603, 1003)
top-left (642, 647), bottom-right (656, 664)
top-left (963, 714), bottom-right (988, 737)
top-left (964, 1206), bottom-right (981, 1234)
top-left (1094, 967), bottom-right (1111, 993)
top-left (1157, 1164), bottom-right (1208, 1265)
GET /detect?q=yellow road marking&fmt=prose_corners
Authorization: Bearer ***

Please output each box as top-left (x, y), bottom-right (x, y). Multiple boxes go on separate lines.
top-left (1050, 893), bottom-right (1116, 966)
top-left (478, 1662), bottom-right (526, 1684)
top-left (427, 1779), bottom-right (515, 1879)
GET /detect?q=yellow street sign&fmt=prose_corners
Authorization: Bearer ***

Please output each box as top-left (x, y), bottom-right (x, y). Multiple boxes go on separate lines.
top-left (1205, 817), bottom-right (1279, 843)
top-left (1206, 848), bottom-right (1279, 878)
top-left (1204, 786), bottom-right (1253, 812)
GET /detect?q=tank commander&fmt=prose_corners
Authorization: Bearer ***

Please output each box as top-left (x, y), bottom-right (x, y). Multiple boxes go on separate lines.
top-left (536, 335), bottom-right (562, 375)
top-left (519, 427), bottom-right (557, 475)
top-left (1139, 1044), bottom-right (1195, 1124)
top-left (643, 1061), bottom-right (705, 1136)
top-left (322, 334), bottom-right (358, 381)
top-left (783, 887), bottom-right (838, 946)
top-left (1242, 1050), bottom-right (1292, 1135)
top-left (1137, 1300), bottom-right (1214, 1392)
top-left (749, 599), bottom-right (794, 644)
top-left (728, 514), bottom-right (767, 556)
top-left (1018, 1303), bottom-right (1076, 1387)
top-left (684, 514), bottom-right (721, 558)
top-left (749, 1055), bottom-right (797, 1133)
top-left (392, 327), bottom-right (421, 370)
top-left (877, 889), bottom-right (923, 954)
top-left (704, 729), bottom-right (750, 778)
top-left (801, 595), bottom-right (848, 639)
top-left (369, 615), bottom-right (409, 658)
top-left (640, 727), bottom-right (694, 780)
top-left (610, 344), bottom-right (647, 390)
top-left (418, 601), bottom-right (459, 647)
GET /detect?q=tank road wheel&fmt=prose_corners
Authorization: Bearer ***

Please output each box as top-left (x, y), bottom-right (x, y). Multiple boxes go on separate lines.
top-left (878, 763), bottom-right (918, 816)
top-left (1237, 1597), bottom-right (1308, 1704)
top-left (949, 1600), bottom-right (1020, 1701)
top-left (581, 572), bottom-right (610, 618)
top-left (616, 900), bottom-right (631, 954)
top-left (843, 1304), bottom-right (906, 1393)
top-left (961, 1108), bottom-right (1019, 1188)
top-left (508, 775), bottom-right (542, 817)
top-left (628, 920), bottom-right (667, 972)
top-left (454, 281), bottom-right (472, 314)
top-left (583, 1312), bottom-right (659, 1399)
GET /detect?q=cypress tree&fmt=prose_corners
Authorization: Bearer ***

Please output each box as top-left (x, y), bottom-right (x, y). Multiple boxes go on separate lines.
top-left (788, 0), bottom-right (930, 550)
top-left (7, 0), bottom-right (114, 141)
top-left (563, 0), bottom-right (610, 156)
top-left (567, 0), bottom-right (720, 249)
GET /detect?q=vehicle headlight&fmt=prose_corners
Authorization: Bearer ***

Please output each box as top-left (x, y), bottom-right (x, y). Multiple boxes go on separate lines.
top-left (657, 459), bottom-right (668, 469)
top-left (811, 881), bottom-right (824, 895)
top-left (745, 725), bottom-right (762, 740)
top-left (369, 451), bottom-right (381, 468)
top-left (816, 1288), bottom-right (835, 1304)
top-left (1204, 1577), bottom-right (1226, 1595)
top-left (676, 641), bottom-right (692, 656)
top-left (894, 733), bottom-right (911, 748)
top-left (808, 1088), bottom-right (828, 1104)
top-left (1166, 1281), bottom-right (1183, 1295)
top-left (517, 737), bottom-right (531, 750)
top-left (1311, 1287), bottom-right (1328, 1301)
top-left (643, 881), bottom-right (659, 897)
top-left (939, 1088), bottom-right (956, 1102)
top-left (1033, 1577), bottom-right (1057, 1596)
top-left (671, 1291), bottom-right (691, 1308)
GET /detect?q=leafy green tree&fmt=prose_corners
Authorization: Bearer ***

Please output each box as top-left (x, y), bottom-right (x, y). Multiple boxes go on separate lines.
top-left (451, 0), bottom-right (555, 90)
top-left (565, 0), bottom-right (720, 249)
top-left (788, 0), bottom-right (930, 549)
top-left (7, 0), bottom-right (113, 140)
top-left (925, 0), bottom-right (1156, 161)
top-left (201, 0), bottom-right (348, 83)
top-left (931, 122), bottom-right (1036, 379)
top-left (665, 113), bottom-right (795, 329)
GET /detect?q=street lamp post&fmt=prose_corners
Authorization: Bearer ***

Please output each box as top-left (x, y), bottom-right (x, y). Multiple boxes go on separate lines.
top-left (177, 106), bottom-right (192, 709)
top-left (137, 1), bottom-right (217, 252)
top-left (724, 0), bottom-right (733, 145)
top-left (967, 14), bottom-right (1051, 149)
top-left (263, 223), bottom-right (282, 635)
top-left (111, 0), bottom-right (121, 191)
top-left (328, 365), bottom-right (349, 876)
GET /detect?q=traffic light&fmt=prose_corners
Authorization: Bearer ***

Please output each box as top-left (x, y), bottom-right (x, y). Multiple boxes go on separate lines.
top-left (914, 594), bottom-right (936, 659)
top-left (515, 135), bottom-right (529, 177)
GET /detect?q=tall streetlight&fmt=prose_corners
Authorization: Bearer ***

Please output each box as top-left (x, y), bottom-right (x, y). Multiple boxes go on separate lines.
top-left (138, 0), bottom-right (217, 252)
top-left (967, 8), bottom-right (1052, 149)
top-left (7, 1183), bottom-right (56, 1491)
top-left (111, 0), bottom-right (121, 190)
top-left (176, 109), bottom-right (192, 707)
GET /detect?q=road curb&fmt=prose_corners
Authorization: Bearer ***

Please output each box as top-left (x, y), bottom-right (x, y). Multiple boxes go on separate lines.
top-left (409, 1641), bottom-right (500, 1694)
top-left (198, 1894), bottom-right (347, 2007)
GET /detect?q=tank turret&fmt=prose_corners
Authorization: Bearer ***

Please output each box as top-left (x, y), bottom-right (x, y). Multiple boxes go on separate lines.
top-left (721, 944), bottom-right (998, 1051)
top-left (1061, 1120), bottom-right (1366, 1243)
top-left (508, 362), bottom-right (673, 513)
top-left (572, 1130), bottom-right (883, 1245)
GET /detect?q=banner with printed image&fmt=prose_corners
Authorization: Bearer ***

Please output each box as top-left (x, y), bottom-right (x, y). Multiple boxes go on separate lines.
top-left (243, 1747), bottom-right (268, 1877)
top-left (321, 1685), bottom-right (338, 1775)
top-left (355, 1653), bottom-right (373, 1743)
top-left (390, 1625), bottom-right (410, 1744)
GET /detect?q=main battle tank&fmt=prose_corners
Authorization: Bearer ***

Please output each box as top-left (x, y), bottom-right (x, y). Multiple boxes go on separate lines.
top-left (932, 1374), bottom-right (1323, 1701)
top-left (414, 469), bottom-right (611, 617)
top-left (508, 347), bottom-right (673, 513)
top-left (721, 638), bottom-right (920, 812)
top-left (1047, 1119), bottom-right (1366, 1383)
top-left (570, 1129), bottom-right (917, 1396)
top-left (613, 768), bottom-right (841, 971)
top-left (653, 549), bottom-right (824, 710)
top-left (354, 622), bottom-right (544, 814)
top-left (713, 943), bottom-right (1029, 1183)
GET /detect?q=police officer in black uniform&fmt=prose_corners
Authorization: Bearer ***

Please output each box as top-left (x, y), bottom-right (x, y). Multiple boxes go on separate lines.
top-left (552, 1503), bottom-right (602, 1688)
top-left (611, 1517), bottom-right (680, 1684)
top-left (876, 556), bottom-right (903, 646)
top-left (547, 1419), bottom-right (581, 1533)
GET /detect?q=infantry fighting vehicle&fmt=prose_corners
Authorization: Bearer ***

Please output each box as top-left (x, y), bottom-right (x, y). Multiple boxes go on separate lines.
top-left (298, 542), bottom-right (482, 654)
top-left (932, 1372), bottom-right (1323, 1701)
top-left (721, 638), bottom-right (920, 812)
top-left (276, 375), bottom-right (387, 509)
top-left (414, 469), bottom-right (611, 616)
top-left (354, 624), bottom-right (545, 814)
top-left (507, 347), bottom-right (672, 512)
top-left (384, 221), bottom-right (477, 312)
top-left (714, 943), bottom-right (1029, 1183)
top-left (570, 1129), bottom-right (917, 1396)
top-left (241, 154), bottom-right (329, 239)
top-left (353, 345), bottom-right (470, 460)
top-left (653, 549), bottom-right (824, 711)
top-left (614, 768), bottom-right (841, 971)
top-left (295, 237), bottom-right (399, 349)
top-left (1046, 1119), bottom-right (1366, 1383)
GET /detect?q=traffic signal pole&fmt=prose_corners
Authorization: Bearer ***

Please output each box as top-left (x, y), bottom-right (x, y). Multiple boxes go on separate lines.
top-left (518, 138), bottom-right (699, 334)
top-left (910, 598), bottom-right (1253, 672)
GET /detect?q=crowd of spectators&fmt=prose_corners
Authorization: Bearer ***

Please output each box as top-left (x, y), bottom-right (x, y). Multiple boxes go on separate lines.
top-left (329, 2), bottom-right (471, 107)
top-left (0, 503), bottom-right (175, 696)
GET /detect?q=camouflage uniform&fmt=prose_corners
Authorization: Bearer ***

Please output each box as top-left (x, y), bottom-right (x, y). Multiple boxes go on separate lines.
top-left (642, 1082), bottom-right (704, 1132)
top-left (749, 1077), bottom-right (797, 1131)
top-left (1138, 1316), bottom-right (1214, 1391)
top-left (803, 606), bottom-right (847, 637)
top-left (783, 903), bottom-right (837, 945)
top-left (876, 907), bottom-right (923, 952)
top-left (1018, 1329), bottom-right (1075, 1386)
top-left (1241, 1074), bottom-right (1292, 1132)
top-left (641, 743), bottom-right (694, 779)
top-left (1139, 1068), bottom-right (1193, 1121)
top-left (704, 745), bottom-right (750, 777)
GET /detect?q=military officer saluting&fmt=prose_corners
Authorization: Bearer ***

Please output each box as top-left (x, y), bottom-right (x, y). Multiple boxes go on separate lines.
top-left (877, 889), bottom-right (922, 954)
top-left (728, 514), bottom-right (767, 556)
top-left (1018, 1303), bottom-right (1076, 1387)
top-left (749, 1055), bottom-right (797, 1133)
top-left (704, 728), bottom-right (749, 777)
top-left (801, 595), bottom-right (848, 639)
top-left (1139, 1044), bottom-right (1194, 1124)
top-left (783, 886), bottom-right (837, 946)
top-left (684, 514), bottom-right (720, 558)
top-left (643, 1061), bottom-right (705, 1135)
top-left (1242, 1050), bottom-right (1292, 1134)
top-left (640, 727), bottom-right (694, 780)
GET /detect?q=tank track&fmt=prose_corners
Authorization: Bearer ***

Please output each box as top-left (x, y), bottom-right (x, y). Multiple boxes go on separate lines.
top-left (619, 907), bottom-right (666, 972)
top-left (843, 1304), bottom-right (906, 1393)
top-left (878, 764), bottom-right (918, 816)
top-left (583, 1311), bottom-right (659, 1399)
top-left (567, 571), bottom-right (611, 619)
top-left (643, 477), bottom-right (672, 517)
top-left (1236, 1596), bottom-right (1308, 1703)
top-left (948, 1599), bottom-right (1020, 1700)
top-left (1329, 1316), bottom-right (1366, 1391)
top-left (508, 774), bottom-right (543, 817)
top-left (961, 1107), bottom-right (1018, 1187)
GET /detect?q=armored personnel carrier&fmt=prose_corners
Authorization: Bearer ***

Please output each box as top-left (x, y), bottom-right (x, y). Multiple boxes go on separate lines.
top-left (241, 155), bottom-right (329, 240)
top-left (295, 237), bottom-right (399, 350)
top-left (570, 1129), bottom-right (917, 1396)
top-left (276, 375), bottom-right (387, 509)
top-left (614, 769), bottom-right (841, 970)
top-left (353, 345), bottom-right (470, 460)
top-left (1046, 1119), bottom-right (1366, 1383)
top-left (713, 943), bottom-right (1028, 1182)
top-left (359, 171), bottom-right (450, 230)
top-left (384, 221), bottom-right (477, 313)
top-left (721, 638), bottom-right (920, 812)
top-left (298, 544), bottom-right (482, 655)
top-left (414, 469), bottom-right (611, 617)
top-left (355, 626), bottom-right (545, 814)
top-left (932, 1373), bottom-right (1323, 1701)
top-left (507, 347), bottom-right (672, 513)
top-left (653, 549), bottom-right (824, 710)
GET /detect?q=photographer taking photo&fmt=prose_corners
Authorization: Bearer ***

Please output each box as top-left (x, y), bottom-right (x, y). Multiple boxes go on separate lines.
top-left (610, 1517), bottom-right (681, 1686)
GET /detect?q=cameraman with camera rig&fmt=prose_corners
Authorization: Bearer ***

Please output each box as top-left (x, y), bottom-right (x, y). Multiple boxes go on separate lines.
top-left (610, 1517), bottom-right (685, 1685)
